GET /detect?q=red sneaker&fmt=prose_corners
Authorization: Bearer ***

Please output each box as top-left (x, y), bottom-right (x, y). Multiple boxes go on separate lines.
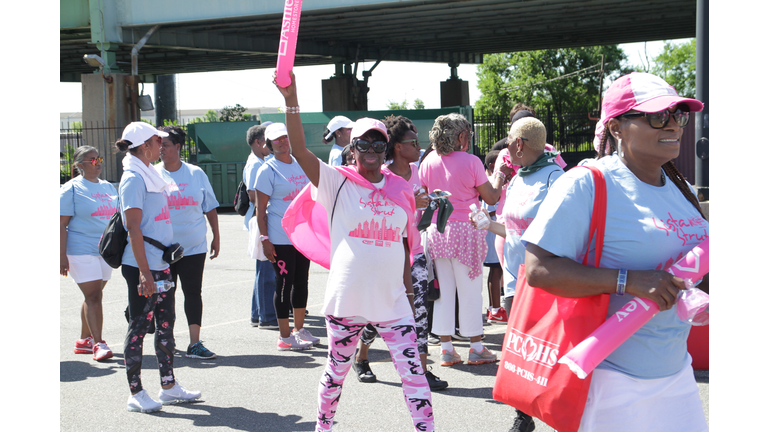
top-left (92, 341), bottom-right (114, 361)
top-left (488, 307), bottom-right (508, 324)
top-left (74, 336), bottom-right (94, 354)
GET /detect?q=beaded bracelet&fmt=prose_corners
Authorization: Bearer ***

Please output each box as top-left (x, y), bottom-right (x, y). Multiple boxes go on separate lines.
top-left (616, 268), bottom-right (628, 296)
top-left (285, 106), bottom-right (300, 114)
top-left (493, 171), bottom-right (508, 182)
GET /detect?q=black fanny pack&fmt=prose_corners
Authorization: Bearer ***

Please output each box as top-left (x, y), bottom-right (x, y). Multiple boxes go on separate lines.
top-left (143, 236), bottom-right (184, 264)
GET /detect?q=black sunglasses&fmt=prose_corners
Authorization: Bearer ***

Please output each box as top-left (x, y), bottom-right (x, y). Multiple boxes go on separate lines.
top-left (619, 108), bottom-right (690, 129)
top-left (353, 139), bottom-right (387, 153)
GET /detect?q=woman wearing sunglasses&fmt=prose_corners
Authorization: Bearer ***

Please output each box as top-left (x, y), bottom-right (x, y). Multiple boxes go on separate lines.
top-left (115, 122), bottom-right (201, 413)
top-left (418, 114), bottom-right (512, 368)
top-left (350, 115), bottom-right (448, 391)
top-left (60, 146), bottom-right (117, 362)
top-left (522, 72), bottom-right (708, 432)
top-left (255, 122), bottom-right (316, 351)
top-left (155, 125), bottom-right (220, 360)
top-left (274, 73), bottom-right (434, 432)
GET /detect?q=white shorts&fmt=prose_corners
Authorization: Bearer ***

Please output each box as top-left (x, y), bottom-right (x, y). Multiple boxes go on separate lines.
top-left (578, 360), bottom-right (708, 432)
top-left (67, 255), bottom-right (113, 284)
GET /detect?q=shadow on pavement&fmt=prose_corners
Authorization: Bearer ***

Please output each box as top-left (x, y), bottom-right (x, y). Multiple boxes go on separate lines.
top-left (60, 360), bottom-right (120, 382)
top-left (155, 403), bottom-right (316, 431)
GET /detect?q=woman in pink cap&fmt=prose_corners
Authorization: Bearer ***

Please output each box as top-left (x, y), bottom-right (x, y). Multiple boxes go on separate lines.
top-left (275, 73), bottom-right (434, 432)
top-left (522, 72), bottom-right (709, 431)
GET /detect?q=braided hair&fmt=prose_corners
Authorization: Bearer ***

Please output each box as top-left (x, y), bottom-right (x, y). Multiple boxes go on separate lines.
top-left (597, 125), bottom-right (707, 221)
top-left (382, 115), bottom-right (416, 161)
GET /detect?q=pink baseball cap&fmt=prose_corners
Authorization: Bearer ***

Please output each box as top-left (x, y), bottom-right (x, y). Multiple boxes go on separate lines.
top-left (351, 117), bottom-right (388, 142)
top-left (601, 72), bottom-right (704, 127)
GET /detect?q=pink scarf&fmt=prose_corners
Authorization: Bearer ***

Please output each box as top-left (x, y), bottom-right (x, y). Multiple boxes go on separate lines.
top-left (281, 166), bottom-right (417, 269)
top-left (496, 144), bottom-right (567, 173)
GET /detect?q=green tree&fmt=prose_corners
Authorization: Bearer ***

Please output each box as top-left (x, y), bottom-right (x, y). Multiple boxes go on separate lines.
top-left (386, 99), bottom-right (408, 110)
top-left (476, 46), bottom-right (628, 117)
top-left (219, 104), bottom-right (248, 122)
top-left (650, 40), bottom-right (696, 98)
top-left (204, 109), bottom-right (219, 123)
top-left (413, 98), bottom-right (425, 110)
top-left (70, 121), bottom-right (83, 132)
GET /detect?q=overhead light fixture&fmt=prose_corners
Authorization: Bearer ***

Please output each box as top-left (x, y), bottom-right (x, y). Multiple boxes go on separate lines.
top-left (83, 54), bottom-right (107, 68)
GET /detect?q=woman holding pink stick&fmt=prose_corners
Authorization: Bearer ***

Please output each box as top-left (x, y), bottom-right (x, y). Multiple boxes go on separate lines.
top-left (522, 72), bottom-right (709, 432)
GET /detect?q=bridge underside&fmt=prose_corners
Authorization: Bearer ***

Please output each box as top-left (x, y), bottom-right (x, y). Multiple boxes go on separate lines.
top-left (60, 0), bottom-right (697, 82)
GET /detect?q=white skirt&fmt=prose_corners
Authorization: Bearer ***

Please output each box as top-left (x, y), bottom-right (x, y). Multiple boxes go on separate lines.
top-left (578, 359), bottom-right (708, 432)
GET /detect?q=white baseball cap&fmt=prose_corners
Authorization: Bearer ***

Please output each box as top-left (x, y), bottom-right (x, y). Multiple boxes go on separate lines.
top-left (265, 122), bottom-right (288, 141)
top-left (121, 122), bottom-right (168, 149)
top-left (325, 116), bottom-right (355, 141)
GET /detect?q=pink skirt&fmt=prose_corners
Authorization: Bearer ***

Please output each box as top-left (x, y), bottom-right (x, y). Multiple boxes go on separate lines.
top-left (426, 220), bottom-right (488, 280)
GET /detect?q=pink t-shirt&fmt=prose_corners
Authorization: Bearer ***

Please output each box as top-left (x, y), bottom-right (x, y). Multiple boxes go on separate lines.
top-left (418, 150), bottom-right (488, 223)
top-left (382, 163), bottom-right (424, 256)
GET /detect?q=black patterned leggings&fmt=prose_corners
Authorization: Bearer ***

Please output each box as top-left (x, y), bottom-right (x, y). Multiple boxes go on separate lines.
top-left (271, 244), bottom-right (311, 319)
top-left (360, 253), bottom-right (429, 355)
top-left (122, 265), bottom-right (176, 394)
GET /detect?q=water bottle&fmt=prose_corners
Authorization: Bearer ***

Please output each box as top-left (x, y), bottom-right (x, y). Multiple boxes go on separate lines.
top-left (416, 187), bottom-right (427, 211)
top-left (469, 204), bottom-right (490, 229)
top-left (155, 280), bottom-right (175, 293)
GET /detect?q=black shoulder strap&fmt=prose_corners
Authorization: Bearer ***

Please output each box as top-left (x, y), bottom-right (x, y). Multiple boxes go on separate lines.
top-left (143, 236), bottom-right (167, 252)
top-left (331, 177), bottom-right (348, 223)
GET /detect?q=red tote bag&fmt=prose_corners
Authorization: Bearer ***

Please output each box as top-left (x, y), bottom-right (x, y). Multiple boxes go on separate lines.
top-left (492, 165), bottom-right (610, 432)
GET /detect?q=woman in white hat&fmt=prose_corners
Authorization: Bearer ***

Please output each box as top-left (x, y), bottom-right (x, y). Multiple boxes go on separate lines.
top-left (322, 115), bottom-right (354, 166)
top-left (255, 122), bottom-right (316, 351)
top-left (115, 121), bottom-right (201, 413)
top-left (275, 73), bottom-right (434, 432)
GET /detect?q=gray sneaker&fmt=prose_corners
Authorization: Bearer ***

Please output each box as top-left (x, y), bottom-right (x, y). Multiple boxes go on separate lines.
top-left (468, 347), bottom-right (497, 365)
top-left (293, 328), bottom-right (320, 346)
top-left (440, 348), bottom-right (462, 367)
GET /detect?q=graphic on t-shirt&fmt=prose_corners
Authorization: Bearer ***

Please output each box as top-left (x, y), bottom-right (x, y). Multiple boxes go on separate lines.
top-left (359, 195), bottom-right (397, 216)
top-left (155, 206), bottom-right (171, 224)
top-left (505, 189), bottom-right (537, 235)
top-left (166, 193), bottom-right (199, 209)
top-left (282, 174), bottom-right (308, 201)
top-left (652, 212), bottom-right (708, 247)
top-left (91, 203), bottom-right (118, 219)
top-left (349, 216), bottom-right (402, 246)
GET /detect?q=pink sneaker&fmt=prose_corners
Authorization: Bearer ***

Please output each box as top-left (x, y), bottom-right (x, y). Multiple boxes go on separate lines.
top-left (74, 336), bottom-right (94, 354)
top-left (488, 307), bottom-right (508, 324)
top-left (93, 341), bottom-right (114, 361)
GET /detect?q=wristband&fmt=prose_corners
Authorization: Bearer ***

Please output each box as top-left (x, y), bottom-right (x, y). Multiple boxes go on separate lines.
top-left (260, 235), bottom-right (269, 242)
top-left (406, 293), bottom-right (415, 296)
top-left (493, 171), bottom-right (507, 182)
top-left (285, 106), bottom-right (300, 114)
top-left (616, 268), bottom-right (627, 296)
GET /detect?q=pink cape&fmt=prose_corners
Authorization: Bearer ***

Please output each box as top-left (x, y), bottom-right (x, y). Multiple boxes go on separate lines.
top-left (281, 165), bottom-right (417, 269)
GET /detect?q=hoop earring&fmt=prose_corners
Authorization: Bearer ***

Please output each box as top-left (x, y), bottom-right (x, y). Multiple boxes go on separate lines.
top-left (516, 149), bottom-right (523, 159)
top-left (144, 149), bottom-right (152, 160)
top-left (617, 138), bottom-right (624, 158)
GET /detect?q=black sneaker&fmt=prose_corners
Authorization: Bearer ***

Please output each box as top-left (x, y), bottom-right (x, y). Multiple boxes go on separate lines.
top-left (250, 318), bottom-right (259, 327)
top-left (425, 369), bottom-right (448, 391)
top-left (353, 360), bottom-right (377, 383)
top-left (509, 411), bottom-right (535, 432)
top-left (452, 331), bottom-right (484, 341)
top-left (427, 333), bottom-right (440, 346)
top-left (185, 341), bottom-right (217, 359)
top-left (258, 320), bottom-right (279, 329)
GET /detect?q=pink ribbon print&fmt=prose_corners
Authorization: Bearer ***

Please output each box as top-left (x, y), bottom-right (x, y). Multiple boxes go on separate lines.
top-left (277, 260), bottom-right (288, 275)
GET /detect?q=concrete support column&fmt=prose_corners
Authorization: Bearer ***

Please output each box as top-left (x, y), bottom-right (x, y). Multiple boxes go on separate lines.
top-left (322, 76), bottom-right (368, 111)
top-left (81, 72), bottom-right (134, 181)
top-left (155, 75), bottom-right (177, 126)
top-left (440, 63), bottom-right (469, 108)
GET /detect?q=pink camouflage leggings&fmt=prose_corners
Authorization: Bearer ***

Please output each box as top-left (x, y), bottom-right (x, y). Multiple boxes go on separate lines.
top-left (317, 315), bottom-right (434, 432)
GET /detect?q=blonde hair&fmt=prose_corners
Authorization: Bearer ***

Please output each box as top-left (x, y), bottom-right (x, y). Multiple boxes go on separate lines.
top-left (429, 113), bottom-right (471, 155)
top-left (508, 117), bottom-right (546, 152)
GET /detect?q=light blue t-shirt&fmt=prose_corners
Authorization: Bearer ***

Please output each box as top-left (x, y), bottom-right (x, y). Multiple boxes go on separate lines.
top-left (243, 153), bottom-right (272, 229)
top-left (254, 156), bottom-right (309, 245)
top-left (521, 155), bottom-right (708, 380)
top-left (119, 171), bottom-right (173, 271)
top-left (156, 162), bottom-right (218, 256)
top-left (501, 164), bottom-right (563, 297)
top-left (60, 176), bottom-right (118, 256)
top-left (327, 144), bottom-right (344, 166)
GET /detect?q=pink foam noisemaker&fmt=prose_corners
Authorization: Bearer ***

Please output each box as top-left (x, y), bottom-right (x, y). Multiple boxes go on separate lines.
top-left (559, 238), bottom-right (709, 379)
top-left (275, 0), bottom-right (303, 87)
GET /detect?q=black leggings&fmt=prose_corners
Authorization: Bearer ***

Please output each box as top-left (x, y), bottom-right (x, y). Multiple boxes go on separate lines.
top-left (169, 253), bottom-right (206, 327)
top-left (122, 265), bottom-right (176, 393)
top-left (271, 244), bottom-right (311, 319)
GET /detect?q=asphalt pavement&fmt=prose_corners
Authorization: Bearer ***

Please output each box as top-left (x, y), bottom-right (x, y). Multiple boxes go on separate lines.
top-left (59, 211), bottom-right (709, 431)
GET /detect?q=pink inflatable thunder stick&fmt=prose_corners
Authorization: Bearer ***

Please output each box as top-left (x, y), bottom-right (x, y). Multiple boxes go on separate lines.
top-left (559, 238), bottom-right (709, 379)
top-left (275, 0), bottom-right (303, 87)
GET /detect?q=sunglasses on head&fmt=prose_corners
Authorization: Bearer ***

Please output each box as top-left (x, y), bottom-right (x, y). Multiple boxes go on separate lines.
top-left (85, 157), bottom-right (104, 165)
top-left (353, 139), bottom-right (387, 153)
top-left (619, 108), bottom-right (690, 129)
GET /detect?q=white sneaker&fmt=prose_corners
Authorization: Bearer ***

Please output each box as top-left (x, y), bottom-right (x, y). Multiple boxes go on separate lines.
top-left (277, 334), bottom-right (313, 351)
top-left (293, 328), bottom-right (320, 346)
top-left (127, 390), bottom-right (162, 413)
top-left (157, 382), bottom-right (202, 405)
